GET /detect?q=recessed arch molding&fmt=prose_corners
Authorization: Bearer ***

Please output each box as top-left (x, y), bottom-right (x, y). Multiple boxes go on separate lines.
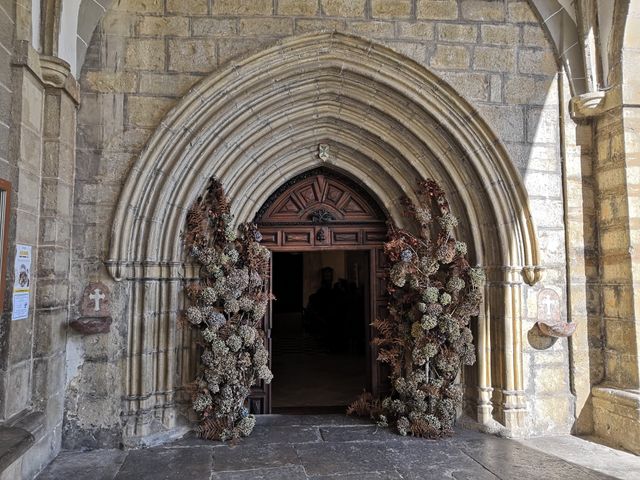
top-left (106, 33), bottom-right (542, 445)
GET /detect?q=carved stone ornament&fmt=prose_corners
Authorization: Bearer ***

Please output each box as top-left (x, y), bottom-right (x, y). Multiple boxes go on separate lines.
top-left (535, 288), bottom-right (576, 338)
top-left (310, 209), bottom-right (336, 224)
top-left (71, 282), bottom-right (113, 334)
top-left (318, 143), bottom-right (330, 161)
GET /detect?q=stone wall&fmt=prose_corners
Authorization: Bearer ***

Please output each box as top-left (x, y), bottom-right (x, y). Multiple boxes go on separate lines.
top-left (68, 0), bottom-right (575, 448)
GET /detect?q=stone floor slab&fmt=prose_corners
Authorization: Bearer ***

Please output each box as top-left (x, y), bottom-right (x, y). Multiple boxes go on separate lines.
top-left (212, 443), bottom-right (300, 472)
top-left (211, 465), bottom-right (307, 479)
top-left (294, 442), bottom-right (395, 477)
top-left (34, 415), bottom-right (640, 480)
top-left (35, 449), bottom-right (127, 480)
top-left (114, 446), bottom-right (213, 480)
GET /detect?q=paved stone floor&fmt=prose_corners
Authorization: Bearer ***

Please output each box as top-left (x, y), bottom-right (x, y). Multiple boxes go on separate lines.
top-left (36, 415), bottom-right (640, 480)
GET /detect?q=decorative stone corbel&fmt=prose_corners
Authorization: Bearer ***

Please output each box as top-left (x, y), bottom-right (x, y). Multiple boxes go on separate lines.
top-left (521, 266), bottom-right (544, 286)
top-left (39, 55), bottom-right (80, 104)
top-left (569, 90), bottom-right (617, 120)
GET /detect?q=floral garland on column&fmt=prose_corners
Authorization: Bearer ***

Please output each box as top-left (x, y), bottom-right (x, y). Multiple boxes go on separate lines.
top-left (183, 178), bottom-right (273, 441)
top-left (348, 179), bottom-right (484, 437)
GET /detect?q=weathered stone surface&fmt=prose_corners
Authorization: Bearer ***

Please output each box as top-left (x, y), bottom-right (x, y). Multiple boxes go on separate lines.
top-left (125, 39), bottom-right (164, 70)
top-left (508, 1), bottom-right (539, 23)
top-left (474, 46), bottom-right (516, 72)
top-left (35, 449), bottom-right (126, 480)
top-left (166, 0), bottom-right (207, 15)
top-left (239, 18), bottom-right (294, 36)
top-left (137, 16), bottom-right (189, 37)
top-left (397, 21), bottom-right (435, 39)
top-left (168, 39), bottom-right (217, 72)
top-left (416, 0), bottom-right (458, 20)
top-left (430, 44), bottom-right (470, 69)
top-left (212, 0), bottom-right (272, 15)
top-left (278, 0), bottom-right (318, 16)
top-left (461, 0), bottom-right (505, 21)
top-left (321, 0), bottom-right (366, 18)
top-left (116, 447), bottom-right (214, 479)
top-left (518, 48), bottom-right (558, 75)
top-left (191, 18), bottom-right (237, 37)
top-left (371, 0), bottom-right (412, 18)
top-left (69, 317), bottom-right (113, 334)
top-left (481, 24), bottom-right (519, 45)
top-left (437, 23), bottom-right (477, 43)
top-left (126, 96), bottom-right (174, 127)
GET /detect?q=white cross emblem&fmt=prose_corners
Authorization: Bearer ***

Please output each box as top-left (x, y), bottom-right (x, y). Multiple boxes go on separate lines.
top-left (89, 288), bottom-right (106, 312)
top-left (542, 295), bottom-right (555, 316)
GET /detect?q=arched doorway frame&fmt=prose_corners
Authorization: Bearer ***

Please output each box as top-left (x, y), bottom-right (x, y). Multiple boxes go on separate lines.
top-left (105, 32), bottom-right (542, 446)
top-left (252, 167), bottom-right (389, 414)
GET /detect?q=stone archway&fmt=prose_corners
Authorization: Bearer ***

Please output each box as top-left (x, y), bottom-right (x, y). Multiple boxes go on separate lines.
top-left (106, 32), bottom-right (541, 446)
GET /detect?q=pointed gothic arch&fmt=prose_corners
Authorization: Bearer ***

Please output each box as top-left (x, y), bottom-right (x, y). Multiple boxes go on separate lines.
top-left (106, 32), bottom-right (542, 445)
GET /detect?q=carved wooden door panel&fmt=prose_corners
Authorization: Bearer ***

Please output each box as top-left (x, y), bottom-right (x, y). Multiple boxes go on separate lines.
top-left (249, 258), bottom-right (272, 415)
top-left (250, 168), bottom-right (388, 412)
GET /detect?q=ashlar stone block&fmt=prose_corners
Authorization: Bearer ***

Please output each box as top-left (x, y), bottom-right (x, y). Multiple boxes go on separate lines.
top-left (239, 18), bottom-right (294, 36)
top-left (166, 0), bottom-right (207, 15)
top-left (137, 16), bottom-right (190, 37)
top-left (168, 39), bottom-right (217, 72)
top-left (481, 24), bottom-right (519, 45)
top-left (437, 24), bottom-right (477, 43)
top-left (474, 46), bottom-right (516, 72)
top-left (417, 0), bottom-right (458, 20)
top-left (371, 0), bottom-right (412, 18)
top-left (212, 0), bottom-right (272, 15)
top-left (278, 0), bottom-right (318, 16)
top-left (518, 48), bottom-right (557, 76)
top-left (461, 0), bottom-right (505, 21)
top-left (126, 96), bottom-right (175, 128)
top-left (321, 0), bottom-right (366, 17)
top-left (430, 44), bottom-right (470, 70)
top-left (125, 39), bottom-right (164, 71)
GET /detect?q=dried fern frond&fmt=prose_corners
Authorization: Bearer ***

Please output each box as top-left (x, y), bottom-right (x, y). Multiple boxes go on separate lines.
top-left (195, 417), bottom-right (233, 440)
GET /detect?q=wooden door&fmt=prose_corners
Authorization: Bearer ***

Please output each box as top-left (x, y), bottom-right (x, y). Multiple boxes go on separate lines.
top-left (250, 168), bottom-right (388, 413)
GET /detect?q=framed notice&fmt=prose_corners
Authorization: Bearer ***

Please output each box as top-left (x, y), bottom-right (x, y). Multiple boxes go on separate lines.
top-left (12, 244), bottom-right (31, 320)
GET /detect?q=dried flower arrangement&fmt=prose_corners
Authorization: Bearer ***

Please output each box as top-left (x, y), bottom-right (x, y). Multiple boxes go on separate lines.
top-left (183, 178), bottom-right (273, 441)
top-left (348, 179), bottom-right (484, 437)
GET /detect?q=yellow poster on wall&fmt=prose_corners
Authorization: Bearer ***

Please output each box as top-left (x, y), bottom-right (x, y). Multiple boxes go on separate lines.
top-left (12, 244), bottom-right (31, 321)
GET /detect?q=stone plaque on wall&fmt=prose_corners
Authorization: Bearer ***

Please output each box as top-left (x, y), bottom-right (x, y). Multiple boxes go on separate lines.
top-left (80, 282), bottom-right (111, 317)
top-left (71, 282), bottom-right (112, 334)
top-left (537, 288), bottom-right (561, 324)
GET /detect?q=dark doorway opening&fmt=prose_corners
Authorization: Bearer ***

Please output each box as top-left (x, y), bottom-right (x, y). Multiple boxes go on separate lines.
top-left (271, 250), bottom-right (369, 413)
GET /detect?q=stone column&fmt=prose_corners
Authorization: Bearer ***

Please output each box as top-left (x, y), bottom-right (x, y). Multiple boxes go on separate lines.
top-left (571, 84), bottom-right (640, 453)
